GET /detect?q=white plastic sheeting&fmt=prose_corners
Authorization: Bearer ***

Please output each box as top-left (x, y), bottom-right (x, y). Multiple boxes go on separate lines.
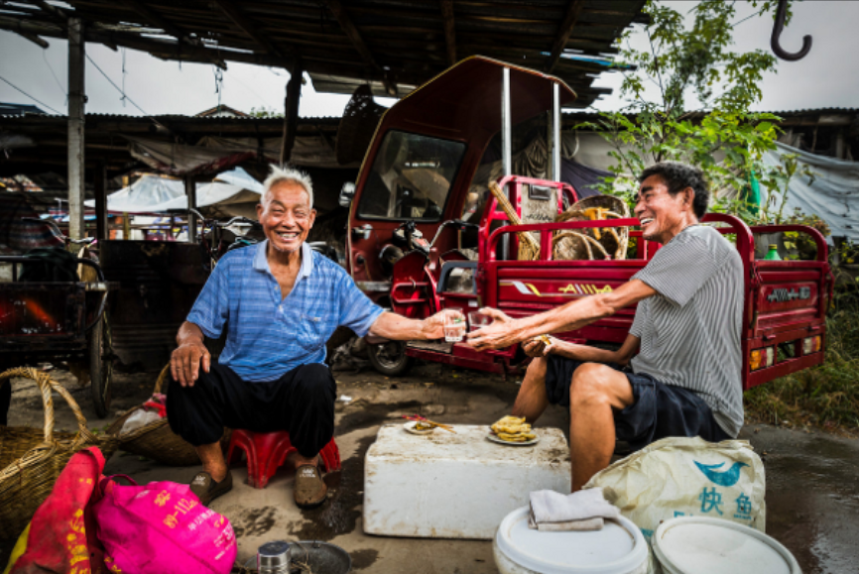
top-left (84, 167), bottom-right (263, 218)
top-left (760, 142), bottom-right (859, 243)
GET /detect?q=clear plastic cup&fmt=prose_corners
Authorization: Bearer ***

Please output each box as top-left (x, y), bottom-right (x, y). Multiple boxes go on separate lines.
top-left (444, 313), bottom-right (466, 342)
top-left (468, 311), bottom-right (493, 332)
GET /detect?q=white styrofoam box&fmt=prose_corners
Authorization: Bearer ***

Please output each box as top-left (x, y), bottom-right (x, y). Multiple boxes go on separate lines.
top-left (364, 424), bottom-right (571, 540)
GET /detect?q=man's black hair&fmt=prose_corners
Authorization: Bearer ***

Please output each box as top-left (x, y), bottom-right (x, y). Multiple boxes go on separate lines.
top-left (638, 162), bottom-right (709, 219)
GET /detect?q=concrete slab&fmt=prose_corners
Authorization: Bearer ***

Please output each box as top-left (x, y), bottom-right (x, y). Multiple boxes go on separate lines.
top-left (2, 363), bottom-right (859, 574)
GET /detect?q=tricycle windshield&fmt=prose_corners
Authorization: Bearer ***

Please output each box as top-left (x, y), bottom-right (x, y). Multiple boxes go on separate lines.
top-left (357, 130), bottom-right (466, 221)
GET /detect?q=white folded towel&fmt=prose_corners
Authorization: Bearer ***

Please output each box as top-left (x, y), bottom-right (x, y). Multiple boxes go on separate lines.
top-left (528, 488), bottom-right (620, 531)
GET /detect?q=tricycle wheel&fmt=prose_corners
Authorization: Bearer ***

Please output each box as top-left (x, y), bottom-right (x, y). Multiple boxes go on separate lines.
top-left (89, 311), bottom-right (113, 418)
top-left (367, 340), bottom-right (413, 376)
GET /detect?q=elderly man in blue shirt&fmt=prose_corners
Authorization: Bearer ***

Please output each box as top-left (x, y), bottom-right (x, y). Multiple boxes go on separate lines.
top-left (168, 166), bottom-right (459, 508)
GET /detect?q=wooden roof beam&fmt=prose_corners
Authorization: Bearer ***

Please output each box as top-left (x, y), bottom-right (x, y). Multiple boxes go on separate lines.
top-left (440, 0), bottom-right (456, 66)
top-left (545, 0), bottom-right (586, 73)
top-left (323, 0), bottom-right (397, 97)
top-left (120, 1), bottom-right (190, 41)
top-left (119, 0), bottom-right (217, 54)
top-left (10, 24), bottom-right (49, 48)
top-left (211, 0), bottom-right (296, 64)
top-left (30, 0), bottom-right (69, 29)
top-left (116, 1), bottom-right (228, 67)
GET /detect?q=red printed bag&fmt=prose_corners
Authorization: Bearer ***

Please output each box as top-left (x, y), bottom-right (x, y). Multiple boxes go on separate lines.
top-left (6, 446), bottom-right (107, 574)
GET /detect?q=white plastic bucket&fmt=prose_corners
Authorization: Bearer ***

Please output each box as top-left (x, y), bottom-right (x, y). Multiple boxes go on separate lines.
top-left (493, 506), bottom-right (649, 574)
top-left (652, 517), bottom-right (801, 574)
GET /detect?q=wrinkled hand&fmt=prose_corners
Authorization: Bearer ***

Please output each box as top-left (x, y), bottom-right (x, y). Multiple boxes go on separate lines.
top-left (170, 341), bottom-right (210, 387)
top-left (522, 336), bottom-right (555, 358)
top-left (422, 309), bottom-right (465, 340)
top-left (466, 307), bottom-right (519, 351)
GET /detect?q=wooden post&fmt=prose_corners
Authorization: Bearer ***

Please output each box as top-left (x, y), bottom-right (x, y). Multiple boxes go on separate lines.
top-left (185, 175), bottom-right (198, 243)
top-left (94, 161), bottom-right (108, 240)
top-left (835, 129), bottom-right (845, 160)
top-left (67, 17), bottom-right (86, 241)
top-left (279, 59), bottom-right (303, 166)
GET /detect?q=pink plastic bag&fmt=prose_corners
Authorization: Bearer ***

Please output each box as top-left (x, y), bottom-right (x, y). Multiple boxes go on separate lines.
top-left (93, 477), bottom-right (237, 574)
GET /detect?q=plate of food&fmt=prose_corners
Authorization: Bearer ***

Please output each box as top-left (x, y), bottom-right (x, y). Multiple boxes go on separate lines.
top-left (487, 415), bottom-right (539, 446)
top-left (404, 420), bottom-right (436, 435)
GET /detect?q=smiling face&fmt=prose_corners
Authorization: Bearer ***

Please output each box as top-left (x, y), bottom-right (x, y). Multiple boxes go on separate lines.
top-left (634, 174), bottom-right (697, 244)
top-left (257, 180), bottom-right (316, 254)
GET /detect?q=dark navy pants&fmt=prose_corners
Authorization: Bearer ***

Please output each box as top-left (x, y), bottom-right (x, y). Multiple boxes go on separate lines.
top-left (545, 356), bottom-right (731, 451)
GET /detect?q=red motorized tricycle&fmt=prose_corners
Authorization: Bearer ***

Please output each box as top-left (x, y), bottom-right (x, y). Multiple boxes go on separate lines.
top-left (339, 56), bottom-right (831, 389)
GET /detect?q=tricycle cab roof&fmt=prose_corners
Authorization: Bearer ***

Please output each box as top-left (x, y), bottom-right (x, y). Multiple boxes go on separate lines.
top-left (375, 56), bottom-right (577, 148)
top-left (350, 56), bottom-right (577, 227)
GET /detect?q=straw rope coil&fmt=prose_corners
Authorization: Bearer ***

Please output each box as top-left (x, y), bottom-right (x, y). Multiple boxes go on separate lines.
top-left (0, 367), bottom-right (118, 540)
top-left (553, 196), bottom-right (630, 261)
top-left (488, 181), bottom-right (541, 261)
top-left (106, 364), bottom-right (230, 466)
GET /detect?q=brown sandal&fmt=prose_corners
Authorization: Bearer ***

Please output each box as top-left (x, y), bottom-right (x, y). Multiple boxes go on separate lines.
top-left (294, 464), bottom-right (327, 509)
top-left (190, 470), bottom-right (233, 506)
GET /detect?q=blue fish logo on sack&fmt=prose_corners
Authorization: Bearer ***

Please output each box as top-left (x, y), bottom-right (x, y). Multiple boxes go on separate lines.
top-left (693, 460), bottom-right (748, 487)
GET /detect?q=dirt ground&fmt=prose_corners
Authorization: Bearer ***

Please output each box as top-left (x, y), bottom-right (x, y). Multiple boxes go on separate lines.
top-left (2, 361), bottom-right (858, 574)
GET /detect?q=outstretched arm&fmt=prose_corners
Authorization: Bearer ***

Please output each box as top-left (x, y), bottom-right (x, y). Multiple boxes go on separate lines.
top-left (468, 279), bottom-right (655, 351)
top-left (368, 309), bottom-right (464, 341)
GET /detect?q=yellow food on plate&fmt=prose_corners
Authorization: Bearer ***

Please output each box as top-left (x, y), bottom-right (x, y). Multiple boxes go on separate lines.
top-left (491, 415), bottom-right (536, 442)
top-left (493, 422), bottom-right (532, 435)
top-left (497, 432), bottom-right (536, 442)
top-left (491, 416), bottom-right (525, 433)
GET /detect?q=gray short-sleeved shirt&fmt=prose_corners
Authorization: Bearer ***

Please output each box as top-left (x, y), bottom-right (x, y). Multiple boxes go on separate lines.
top-left (629, 225), bottom-right (744, 437)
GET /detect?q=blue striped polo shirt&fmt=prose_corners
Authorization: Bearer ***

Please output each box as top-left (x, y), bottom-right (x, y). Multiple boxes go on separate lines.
top-left (187, 240), bottom-right (384, 382)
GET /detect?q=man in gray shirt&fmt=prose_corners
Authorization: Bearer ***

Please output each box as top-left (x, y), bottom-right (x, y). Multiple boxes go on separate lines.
top-left (468, 162), bottom-right (743, 491)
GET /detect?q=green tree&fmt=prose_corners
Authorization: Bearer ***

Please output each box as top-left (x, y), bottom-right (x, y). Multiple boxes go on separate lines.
top-left (249, 106), bottom-right (283, 118)
top-left (582, 0), bottom-right (808, 223)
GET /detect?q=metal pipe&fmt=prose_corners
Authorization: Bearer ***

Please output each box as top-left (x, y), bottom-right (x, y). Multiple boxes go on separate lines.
top-left (552, 82), bottom-right (561, 181)
top-left (501, 66), bottom-right (512, 260)
top-left (502, 67), bottom-right (512, 176)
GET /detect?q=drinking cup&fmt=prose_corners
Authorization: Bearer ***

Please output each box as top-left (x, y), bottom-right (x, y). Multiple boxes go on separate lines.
top-left (444, 313), bottom-right (466, 342)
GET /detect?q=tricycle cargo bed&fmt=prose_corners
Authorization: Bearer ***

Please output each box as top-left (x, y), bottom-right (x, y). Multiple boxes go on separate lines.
top-left (474, 213), bottom-right (831, 390)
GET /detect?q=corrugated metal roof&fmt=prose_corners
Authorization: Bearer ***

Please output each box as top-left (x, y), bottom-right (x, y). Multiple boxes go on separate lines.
top-left (0, 0), bottom-right (648, 108)
top-left (0, 112), bottom-right (343, 121)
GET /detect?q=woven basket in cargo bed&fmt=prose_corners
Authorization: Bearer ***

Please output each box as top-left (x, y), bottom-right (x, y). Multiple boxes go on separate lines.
top-left (107, 364), bottom-right (230, 466)
top-left (0, 367), bottom-right (119, 540)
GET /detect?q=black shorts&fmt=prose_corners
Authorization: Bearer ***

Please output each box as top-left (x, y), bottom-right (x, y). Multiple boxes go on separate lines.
top-left (166, 362), bottom-right (337, 458)
top-left (545, 355), bottom-right (731, 451)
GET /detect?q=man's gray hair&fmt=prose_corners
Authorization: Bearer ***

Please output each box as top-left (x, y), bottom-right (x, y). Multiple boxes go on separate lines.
top-left (262, 165), bottom-right (314, 209)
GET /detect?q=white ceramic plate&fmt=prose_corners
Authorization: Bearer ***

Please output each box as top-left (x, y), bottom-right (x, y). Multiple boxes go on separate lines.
top-left (403, 421), bottom-right (436, 435)
top-left (486, 432), bottom-right (539, 447)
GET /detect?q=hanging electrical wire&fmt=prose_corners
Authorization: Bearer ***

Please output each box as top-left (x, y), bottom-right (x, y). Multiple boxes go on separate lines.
top-left (120, 48), bottom-right (127, 108)
top-left (41, 50), bottom-right (67, 105)
top-left (84, 53), bottom-right (171, 133)
top-left (0, 74), bottom-right (63, 114)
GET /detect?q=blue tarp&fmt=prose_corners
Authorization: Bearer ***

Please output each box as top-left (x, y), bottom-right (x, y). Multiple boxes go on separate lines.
top-left (761, 142), bottom-right (859, 243)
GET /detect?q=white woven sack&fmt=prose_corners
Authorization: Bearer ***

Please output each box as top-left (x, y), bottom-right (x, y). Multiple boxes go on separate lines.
top-left (584, 436), bottom-right (766, 541)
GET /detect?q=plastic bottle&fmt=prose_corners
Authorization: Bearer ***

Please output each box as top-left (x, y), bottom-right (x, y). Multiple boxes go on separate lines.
top-left (764, 244), bottom-right (781, 261)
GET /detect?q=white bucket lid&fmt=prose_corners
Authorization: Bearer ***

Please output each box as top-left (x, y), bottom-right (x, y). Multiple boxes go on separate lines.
top-left (495, 506), bottom-right (648, 574)
top-left (652, 517), bottom-right (801, 574)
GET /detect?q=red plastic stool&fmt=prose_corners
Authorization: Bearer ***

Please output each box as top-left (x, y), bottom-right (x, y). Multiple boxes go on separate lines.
top-left (226, 430), bottom-right (342, 489)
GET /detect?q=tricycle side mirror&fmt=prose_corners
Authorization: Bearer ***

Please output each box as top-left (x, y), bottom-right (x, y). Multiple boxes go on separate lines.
top-left (339, 182), bottom-right (356, 208)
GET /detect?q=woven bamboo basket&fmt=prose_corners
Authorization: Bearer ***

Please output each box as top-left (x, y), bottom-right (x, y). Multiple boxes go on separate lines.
top-left (553, 195), bottom-right (631, 261)
top-left (0, 367), bottom-right (119, 540)
top-left (107, 365), bottom-right (230, 466)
